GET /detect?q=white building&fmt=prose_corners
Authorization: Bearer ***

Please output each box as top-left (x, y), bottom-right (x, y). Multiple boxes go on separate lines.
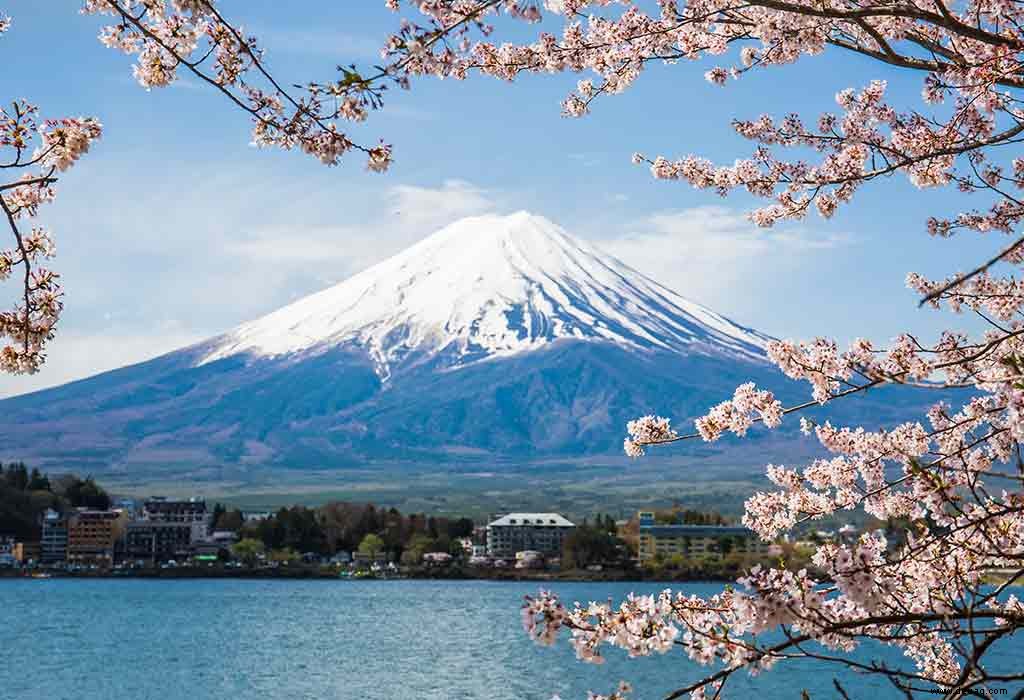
top-left (485, 513), bottom-right (575, 558)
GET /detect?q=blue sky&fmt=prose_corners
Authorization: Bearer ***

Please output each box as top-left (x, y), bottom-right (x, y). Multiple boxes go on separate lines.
top-left (0, 1), bottom-right (995, 397)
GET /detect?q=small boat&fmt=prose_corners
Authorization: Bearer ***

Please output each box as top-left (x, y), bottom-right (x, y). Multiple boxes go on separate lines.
top-left (30, 572), bottom-right (52, 579)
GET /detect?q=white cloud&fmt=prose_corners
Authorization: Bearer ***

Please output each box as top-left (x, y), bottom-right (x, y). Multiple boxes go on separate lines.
top-left (226, 225), bottom-right (362, 264)
top-left (600, 205), bottom-right (849, 308)
top-left (0, 326), bottom-right (206, 399)
top-left (388, 179), bottom-right (496, 229)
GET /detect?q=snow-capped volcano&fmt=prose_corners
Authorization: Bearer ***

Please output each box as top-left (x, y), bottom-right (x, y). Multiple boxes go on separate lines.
top-left (2, 210), bottom-right (833, 474)
top-left (201, 211), bottom-right (770, 377)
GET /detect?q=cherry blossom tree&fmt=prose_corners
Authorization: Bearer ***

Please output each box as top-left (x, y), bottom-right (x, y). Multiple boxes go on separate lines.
top-left (339, 0), bottom-right (1024, 697)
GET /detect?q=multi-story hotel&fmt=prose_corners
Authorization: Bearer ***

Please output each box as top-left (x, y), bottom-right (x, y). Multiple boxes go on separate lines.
top-left (124, 521), bottom-right (194, 561)
top-left (637, 511), bottom-right (770, 561)
top-left (142, 497), bottom-right (211, 542)
top-left (122, 497), bottom-right (212, 562)
top-left (485, 513), bottom-right (575, 558)
top-left (67, 509), bottom-right (128, 564)
top-left (41, 509), bottom-right (68, 563)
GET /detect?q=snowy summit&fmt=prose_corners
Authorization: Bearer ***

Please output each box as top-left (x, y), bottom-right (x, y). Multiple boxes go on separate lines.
top-left (201, 211), bottom-right (770, 379)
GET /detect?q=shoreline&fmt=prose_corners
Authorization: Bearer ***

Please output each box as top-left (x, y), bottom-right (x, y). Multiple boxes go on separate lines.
top-left (0, 566), bottom-right (735, 584)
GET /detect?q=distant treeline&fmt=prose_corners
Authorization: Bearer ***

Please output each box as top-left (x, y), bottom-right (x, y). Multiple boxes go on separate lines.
top-left (213, 502), bottom-right (477, 560)
top-left (215, 504), bottom-right (631, 568)
top-left (0, 463), bottom-right (112, 539)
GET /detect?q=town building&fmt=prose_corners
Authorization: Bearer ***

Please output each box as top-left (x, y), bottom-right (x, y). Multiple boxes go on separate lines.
top-left (636, 511), bottom-right (771, 561)
top-left (141, 497), bottom-right (211, 543)
top-left (208, 530), bottom-right (238, 545)
top-left (124, 521), bottom-right (193, 562)
top-left (67, 509), bottom-right (128, 565)
top-left (352, 551), bottom-right (389, 567)
top-left (41, 509), bottom-right (67, 563)
top-left (189, 529), bottom-right (239, 559)
top-left (121, 498), bottom-right (215, 562)
top-left (0, 536), bottom-right (15, 567)
top-left (423, 552), bottom-right (453, 566)
top-left (13, 541), bottom-right (40, 564)
top-left (114, 498), bottom-right (139, 518)
top-left (485, 513), bottom-right (575, 558)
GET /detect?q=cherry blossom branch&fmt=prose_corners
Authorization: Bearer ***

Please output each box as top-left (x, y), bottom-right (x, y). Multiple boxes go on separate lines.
top-left (0, 196), bottom-right (36, 362)
top-left (87, 0), bottom-right (393, 169)
top-left (918, 233), bottom-right (1024, 307)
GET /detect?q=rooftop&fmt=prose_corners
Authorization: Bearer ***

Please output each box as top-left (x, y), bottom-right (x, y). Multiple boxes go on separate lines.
top-left (640, 523), bottom-right (754, 538)
top-left (488, 513), bottom-right (575, 527)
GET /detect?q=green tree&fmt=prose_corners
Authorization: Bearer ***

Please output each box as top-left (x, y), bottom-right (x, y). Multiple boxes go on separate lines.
top-left (448, 538), bottom-right (466, 558)
top-left (269, 548), bottom-right (299, 564)
top-left (446, 517), bottom-right (474, 539)
top-left (26, 468), bottom-right (50, 492)
top-left (400, 533), bottom-right (433, 565)
top-left (358, 533), bottom-right (385, 559)
top-left (276, 506), bottom-right (328, 554)
top-left (4, 463), bottom-right (28, 491)
top-left (562, 524), bottom-right (622, 569)
top-left (232, 538), bottom-right (265, 566)
top-left (64, 476), bottom-right (111, 510)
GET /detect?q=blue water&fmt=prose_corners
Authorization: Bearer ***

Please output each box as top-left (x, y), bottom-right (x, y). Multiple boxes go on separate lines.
top-left (2, 579), bottom-right (1021, 699)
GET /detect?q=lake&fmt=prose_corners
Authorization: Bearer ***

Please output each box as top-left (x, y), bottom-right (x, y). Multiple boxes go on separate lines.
top-left (3, 578), bottom-right (1021, 699)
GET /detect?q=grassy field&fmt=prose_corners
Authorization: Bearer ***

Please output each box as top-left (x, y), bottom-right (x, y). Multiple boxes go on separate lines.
top-left (98, 458), bottom-right (773, 521)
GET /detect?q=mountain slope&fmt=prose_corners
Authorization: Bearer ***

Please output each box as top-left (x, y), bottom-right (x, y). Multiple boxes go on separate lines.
top-left (0, 212), bottom-right (941, 476)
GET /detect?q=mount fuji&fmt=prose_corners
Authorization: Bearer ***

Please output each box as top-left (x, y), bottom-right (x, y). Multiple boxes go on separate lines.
top-left (0, 212), bottom-right (922, 477)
